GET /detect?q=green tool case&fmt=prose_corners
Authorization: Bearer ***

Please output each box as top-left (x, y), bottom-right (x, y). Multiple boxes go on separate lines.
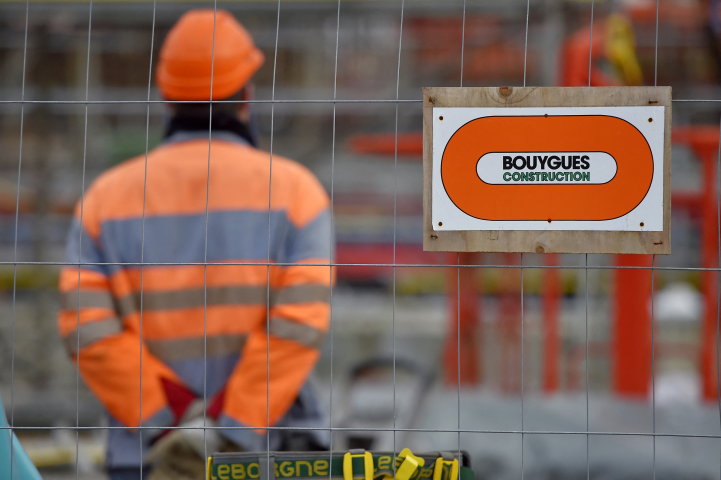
top-left (208, 449), bottom-right (473, 480)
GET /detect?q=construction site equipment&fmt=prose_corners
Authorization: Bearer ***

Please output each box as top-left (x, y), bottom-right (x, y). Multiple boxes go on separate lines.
top-left (560, 14), bottom-right (643, 87)
top-left (670, 126), bottom-right (721, 401)
top-left (156, 9), bottom-right (265, 100)
top-left (208, 449), bottom-right (473, 480)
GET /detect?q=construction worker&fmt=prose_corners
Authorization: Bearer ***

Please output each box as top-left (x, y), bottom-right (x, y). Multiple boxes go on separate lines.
top-left (57, 10), bottom-right (332, 480)
top-left (560, 13), bottom-right (643, 87)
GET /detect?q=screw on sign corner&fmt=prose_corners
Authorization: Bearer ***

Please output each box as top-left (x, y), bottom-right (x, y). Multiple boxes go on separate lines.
top-left (438, 222), bottom-right (443, 227)
top-left (640, 222), bottom-right (645, 227)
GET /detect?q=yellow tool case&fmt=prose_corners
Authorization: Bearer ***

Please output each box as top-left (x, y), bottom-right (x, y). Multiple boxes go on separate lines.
top-left (208, 449), bottom-right (473, 480)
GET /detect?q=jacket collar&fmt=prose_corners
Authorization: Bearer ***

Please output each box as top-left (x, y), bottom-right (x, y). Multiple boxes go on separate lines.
top-left (162, 130), bottom-right (251, 147)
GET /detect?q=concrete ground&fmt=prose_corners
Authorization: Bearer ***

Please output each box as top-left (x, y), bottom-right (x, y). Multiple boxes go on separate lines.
top-left (23, 390), bottom-right (721, 480)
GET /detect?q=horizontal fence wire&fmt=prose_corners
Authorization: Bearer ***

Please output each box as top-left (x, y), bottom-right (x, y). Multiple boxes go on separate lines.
top-left (2, 425), bottom-right (721, 439)
top-left (0, 99), bottom-right (422, 104)
top-left (6, 0), bottom-right (721, 478)
top-left (3, 261), bottom-right (721, 271)
top-left (0, 98), bottom-right (720, 104)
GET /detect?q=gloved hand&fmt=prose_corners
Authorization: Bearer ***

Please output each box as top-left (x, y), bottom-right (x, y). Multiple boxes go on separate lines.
top-left (147, 416), bottom-right (222, 463)
top-left (146, 380), bottom-right (233, 480)
top-left (146, 416), bottom-right (221, 480)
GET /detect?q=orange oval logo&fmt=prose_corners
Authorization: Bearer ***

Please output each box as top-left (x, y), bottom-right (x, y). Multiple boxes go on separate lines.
top-left (440, 115), bottom-right (653, 221)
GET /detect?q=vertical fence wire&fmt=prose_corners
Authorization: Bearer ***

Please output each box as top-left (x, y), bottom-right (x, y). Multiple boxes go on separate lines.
top-left (586, 3), bottom-right (594, 479)
top-left (74, 0), bottom-right (95, 477)
top-left (652, 1), bottom-right (660, 477)
top-left (456, 253), bottom-right (461, 457)
top-left (523, 0), bottom-right (530, 88)
top-left (201, 1), bottom-right (221, 475)
top-left (521, 3), bottom-right (530, 475)
top-left (651, 253), bottom-right (656, 480)
top-left (716, 114), bottom-right (721, 480)
top-left (8, 2), bottom-right (721, 479)
top-left (584, 254), bottom-right (589, 480)
top-left (9, 0), bottom-right (30, 477)
top-left (520, 253), bottom-right (525, 480)
top-left (587, 0), bottom-right (594, 88)
top-left (137, 2), bottom-right (159, 479)
top-left (392, 0), bottom-right (406, 468)
top-left (328, 0), bottom-right (342, 471)
top-left (266, 0), bottom-right (283, 466)
top-left (458, 0), bottom-right (467, 460)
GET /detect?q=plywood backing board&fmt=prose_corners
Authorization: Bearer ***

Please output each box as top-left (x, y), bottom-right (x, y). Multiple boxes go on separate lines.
top-left (422, 86), bottom-right (672, 254)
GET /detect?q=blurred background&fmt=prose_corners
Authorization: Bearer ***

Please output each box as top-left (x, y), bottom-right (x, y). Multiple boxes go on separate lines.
top-left (2, 0), bottom-right (721, 478)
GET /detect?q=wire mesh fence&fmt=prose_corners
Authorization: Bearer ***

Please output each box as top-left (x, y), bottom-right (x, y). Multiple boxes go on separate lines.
top-left (2, 0), bottom-right (721, 479)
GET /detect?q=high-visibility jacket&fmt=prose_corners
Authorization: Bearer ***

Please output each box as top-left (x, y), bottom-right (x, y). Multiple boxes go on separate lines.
top-left (57, 130), bottom-right (332, 466)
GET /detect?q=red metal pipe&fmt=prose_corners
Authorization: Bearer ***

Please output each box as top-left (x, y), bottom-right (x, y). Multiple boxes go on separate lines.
top-left (498, 253), bottom-right (523, 394)
top-left (443, 252), bottom-right (481, 386)
top-left (672, 126), bottom-right (720, 401)
top-left (700, 144), bottom-right (719, 401)
top-left (612, 254), bottom-right (653, 398)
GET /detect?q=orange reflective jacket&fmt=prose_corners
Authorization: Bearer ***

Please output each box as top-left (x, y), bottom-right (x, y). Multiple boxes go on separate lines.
top-left (57, 132), bottom-right (332, 463)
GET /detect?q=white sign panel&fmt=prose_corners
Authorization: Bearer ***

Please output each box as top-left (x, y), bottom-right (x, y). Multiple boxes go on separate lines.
top-left (432, 106), bottom-right (665, 231)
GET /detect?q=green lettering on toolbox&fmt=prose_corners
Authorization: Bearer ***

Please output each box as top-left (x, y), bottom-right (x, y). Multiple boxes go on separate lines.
top-left (218, 464), bottom-right (231, 480)
top-left (213, 454), bottom-right (472, 480)
top-left (297, 461), bottom-right (313, 477)
top-left (280, 461), bottom-right (295, 477)
top-left (233, 464), bottom-right (246, 479)
top-left (314, 460), bottom-right (329, 476)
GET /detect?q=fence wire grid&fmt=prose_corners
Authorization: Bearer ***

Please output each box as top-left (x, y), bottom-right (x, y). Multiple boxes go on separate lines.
top-left (3, 0), bottom-right (721, 479)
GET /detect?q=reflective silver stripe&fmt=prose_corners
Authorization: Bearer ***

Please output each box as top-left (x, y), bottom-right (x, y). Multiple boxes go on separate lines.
top-left (63, 317), bottom-right (123, 355)
top-left (116, 286), bottom-right (266, 316)
top-left (145, 334), bottom-right (247, 363)
top-left (271, 284), bottom-right (330, 306)
top-left (268, 317), bottom-right (325, 349)
top-left (60, 290), bottom-right (115, 311)
top-left (115, 284), bottom-right (330, 317)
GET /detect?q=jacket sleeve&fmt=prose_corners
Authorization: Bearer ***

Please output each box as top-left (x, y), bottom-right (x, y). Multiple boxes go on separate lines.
top-left (219, 181), bottom-right (332, 447)
top-left (57, 205), bottom-right (179, 430)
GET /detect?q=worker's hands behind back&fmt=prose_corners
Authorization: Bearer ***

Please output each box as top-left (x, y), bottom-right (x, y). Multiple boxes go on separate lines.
top-left (147, 380), bottom-right (239, 480)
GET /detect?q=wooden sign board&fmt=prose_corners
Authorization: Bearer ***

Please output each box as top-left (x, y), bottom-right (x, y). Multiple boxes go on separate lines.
top-left (423, 86), bottom-right (671, 254)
